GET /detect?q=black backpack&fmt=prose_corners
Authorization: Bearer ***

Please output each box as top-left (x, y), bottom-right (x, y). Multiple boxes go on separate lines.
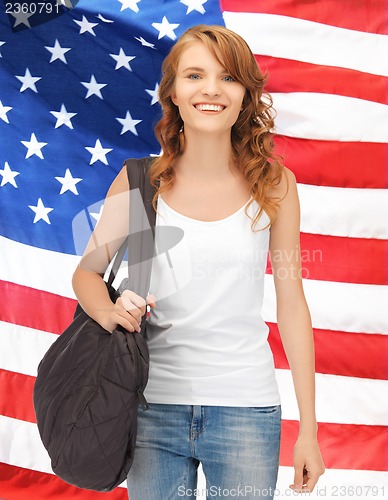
top-left (33, 157), bottom-right (156, 491)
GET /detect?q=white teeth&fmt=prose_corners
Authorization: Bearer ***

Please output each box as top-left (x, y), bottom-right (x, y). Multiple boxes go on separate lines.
top-left (195, 104), bottom-right (224, 112)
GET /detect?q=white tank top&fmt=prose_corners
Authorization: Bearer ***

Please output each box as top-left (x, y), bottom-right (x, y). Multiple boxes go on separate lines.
top-left (144, 194), bottom-right (280, 406)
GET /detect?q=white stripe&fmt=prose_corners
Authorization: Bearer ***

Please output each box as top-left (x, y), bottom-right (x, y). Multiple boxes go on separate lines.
top-left (297, 184), bottom-right (388, 239)
top-left (272, 93), bottom-right (388, 143)
top-left (1, 415), bottom-right (387, 497)
top-left (0, 322), bottom-right (55, 377)
top-left (223, 11), bottom-right (388, 77)
top-left (1, 321), bottom-right (387, 425)
top-left (0, 416), bottom-right (52, 474)
top-left (2, 235), bottom-right (387, 335)
top-left (0, 236), bottom-right (79, 298)
top-left (0, 416), bottom-right (127, 487)
top-left (0, 235), bottom-right (128, 298)
top-left (263, 275), bottom-right (388, 335)
top-left (276, 369), bottom-right (388, 426)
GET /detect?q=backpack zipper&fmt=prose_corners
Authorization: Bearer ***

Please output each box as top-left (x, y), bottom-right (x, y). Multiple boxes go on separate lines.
top-left (136, 387), bottom-right (149, 410)
top-left (131, 333), bottom-right (149, 411)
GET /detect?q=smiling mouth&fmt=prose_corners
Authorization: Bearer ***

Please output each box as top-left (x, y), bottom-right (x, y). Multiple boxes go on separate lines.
top-left (194, 104), bottom-right (225, 112)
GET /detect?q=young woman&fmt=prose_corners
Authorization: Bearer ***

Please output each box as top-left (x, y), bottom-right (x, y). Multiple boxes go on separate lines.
top-left (72, 25), bottom-right (325, 499)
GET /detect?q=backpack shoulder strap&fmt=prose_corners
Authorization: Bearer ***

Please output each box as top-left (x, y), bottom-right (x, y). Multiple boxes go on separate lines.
top-left (124, 157), bottom-right (157, 228)
top-left (117, 157), bottom-right (157, 301)
top-left (107, 158), bottom-right (157, 291)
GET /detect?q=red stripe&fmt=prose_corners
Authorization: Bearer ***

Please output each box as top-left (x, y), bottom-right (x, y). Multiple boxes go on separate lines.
top-left (299, 234), bottom-right (386, 285)
top-left (0, 281), bottom-right (76, 334)
top-left (1, 241), bottom-right (386, 357)
top-left (267, 234), bottom-right (386, 285)
top-left (221, 0), bottom-right (388, 35)
top-left (1, 285), bottom-right (386, 381)
top-left (268, 323), bottom-right (388, 381)
top-left (273, 136), bottom-right (388, 189)
top-left (257, 55), bottom-right (388, 105)
top-left (1, 322), bottom-right (386, 426)
top-left (0, 416), bottom-right (386, 491)
top-left (281, 420), bottom-right (388, 471)
top-left (0, 370), bottom-right (36, 424)
top-left (0, 463), bottom-right (127, 500)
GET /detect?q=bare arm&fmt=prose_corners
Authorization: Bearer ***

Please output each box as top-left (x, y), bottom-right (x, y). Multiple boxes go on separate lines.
top-left (269, 167), bottom-right (325, 493)
top-left (72, 166), bottom-right (155, 333)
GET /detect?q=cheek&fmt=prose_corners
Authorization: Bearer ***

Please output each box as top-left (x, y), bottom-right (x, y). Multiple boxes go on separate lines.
top-left (170, 82), bottom-right (180, 105)
top-left (171, 92), bottom-right (178, 106)
top-left (237, 90), bottom-right (246, 108)
top-left (170, 81), bottom-right (186, 107)
top-left (171, 90), bottom-right (192, 114)
top-left (232, 94), bottom-right (245, 116)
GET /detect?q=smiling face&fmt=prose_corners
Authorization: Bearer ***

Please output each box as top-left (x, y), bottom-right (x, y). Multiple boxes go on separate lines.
top-left (171, 41), bottom-right (246, 137)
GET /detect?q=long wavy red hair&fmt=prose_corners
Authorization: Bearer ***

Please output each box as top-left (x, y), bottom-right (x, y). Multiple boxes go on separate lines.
top-left (148, 24), bottom-right (284, 230)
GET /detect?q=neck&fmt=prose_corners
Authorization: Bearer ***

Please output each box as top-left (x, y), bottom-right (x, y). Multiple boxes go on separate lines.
top-left (175, 129), bottom-right (235, 180)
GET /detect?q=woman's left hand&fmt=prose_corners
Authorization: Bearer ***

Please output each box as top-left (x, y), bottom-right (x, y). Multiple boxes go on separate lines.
top-left (290, 435), bottom-right (325, 494)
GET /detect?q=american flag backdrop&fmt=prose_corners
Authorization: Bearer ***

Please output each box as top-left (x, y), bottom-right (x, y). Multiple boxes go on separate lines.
top-left (0, 0), bottom-right (387, 499)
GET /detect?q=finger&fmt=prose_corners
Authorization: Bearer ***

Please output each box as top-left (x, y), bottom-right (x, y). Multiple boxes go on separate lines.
top-left (111, 313), bottom-right (136, 333)
top-left (116, 314), bottom-right (140, 333)
top-left (146, 293), bottom-right (157, 308)
top-left (118, 295), bottom-right (143, 324)
top-left (305, 474), bottom-right (319, 493)
top-left (290, 465), bottom-right (305, 493)
top-left (114, 303), bottom-right (141, 332)
top-left (121, 290), bottom-right (147, 313)
top-left (115, 319), bottom-right (135, 333)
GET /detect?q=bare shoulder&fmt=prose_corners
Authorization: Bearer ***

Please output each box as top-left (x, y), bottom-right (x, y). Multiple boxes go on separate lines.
top-left (79, 166), bottom-right (130, 273)
top-left (105, 165), bottom-right (129, 198)
top-left (268, 165), bottom-right (297, 201)
top-left (100, 165), bottom-right (130, 221)
top-left (89, 165), bottom-right (130, 245)
top-left (281, 165), bottom-right (297, 188)
top-left (270, 166), bottom-right (300, 238)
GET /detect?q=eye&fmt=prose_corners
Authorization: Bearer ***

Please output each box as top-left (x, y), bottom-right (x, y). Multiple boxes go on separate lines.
top-left (187, 74), bottom-right (201, 80)
top-left (223, 75), bottom-right (235, 82)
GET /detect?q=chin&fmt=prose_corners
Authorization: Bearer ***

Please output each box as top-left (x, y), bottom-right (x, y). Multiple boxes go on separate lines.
top-left (190, 122), bottom-right (234, 135)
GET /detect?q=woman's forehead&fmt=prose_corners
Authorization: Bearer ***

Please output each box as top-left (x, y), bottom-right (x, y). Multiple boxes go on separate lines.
top-left (176, 41), bottom-right (226, 70)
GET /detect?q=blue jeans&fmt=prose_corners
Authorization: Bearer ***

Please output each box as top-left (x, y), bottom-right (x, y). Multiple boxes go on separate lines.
top-left (127, 404), bottom-right (281, 499)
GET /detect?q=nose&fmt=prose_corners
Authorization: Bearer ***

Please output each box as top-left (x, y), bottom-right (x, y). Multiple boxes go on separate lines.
top-left (201, 77), bottom-right (220, 97)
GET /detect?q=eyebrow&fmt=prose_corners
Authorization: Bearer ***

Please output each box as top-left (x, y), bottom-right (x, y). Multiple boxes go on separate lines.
top-left (181, 66), bottom-right (230, 75)
top-left (182, 66), bottom-right (204, 73)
